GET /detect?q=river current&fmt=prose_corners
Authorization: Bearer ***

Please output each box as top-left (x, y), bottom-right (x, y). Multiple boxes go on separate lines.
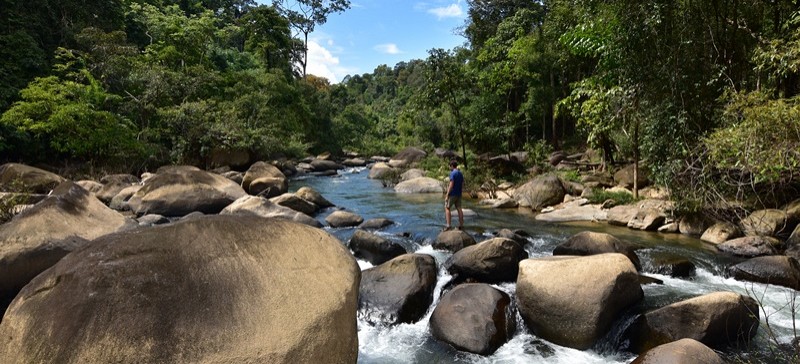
top-left (291, 167), bottom-right (798, 363)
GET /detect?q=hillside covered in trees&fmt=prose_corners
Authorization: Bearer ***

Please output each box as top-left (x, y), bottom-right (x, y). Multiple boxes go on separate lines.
top-left (2, 0), bottom-right (800, 212)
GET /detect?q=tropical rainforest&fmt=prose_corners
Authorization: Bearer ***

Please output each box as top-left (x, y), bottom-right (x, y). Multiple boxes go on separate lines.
top-left (2, 0), bottom-right (800, 212)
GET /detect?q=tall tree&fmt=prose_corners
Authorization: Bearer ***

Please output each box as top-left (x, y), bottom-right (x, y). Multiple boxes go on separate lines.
top-left (272, 0), bottom-right (350, 78)
top-left (423, 48), bottom-right (473, 169)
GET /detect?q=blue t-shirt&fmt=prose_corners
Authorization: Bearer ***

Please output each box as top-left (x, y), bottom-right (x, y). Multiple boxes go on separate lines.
top-left (449, 169), bottom-right (464, 197)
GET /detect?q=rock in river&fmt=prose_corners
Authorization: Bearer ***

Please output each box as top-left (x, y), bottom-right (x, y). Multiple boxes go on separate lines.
top-left (0, 215), bottom-right (360, 364)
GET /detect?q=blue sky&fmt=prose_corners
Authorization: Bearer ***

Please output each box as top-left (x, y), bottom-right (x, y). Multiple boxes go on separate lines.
top-left (266, 1), bottom-right (468, 82)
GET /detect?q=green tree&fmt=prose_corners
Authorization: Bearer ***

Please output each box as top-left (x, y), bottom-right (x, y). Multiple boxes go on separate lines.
top-left (423, 48), bottom-right (473, 169)
top-left (0, 49), bottom-right (141, 163)
top-left (272, 0), bottom-right (351, 78)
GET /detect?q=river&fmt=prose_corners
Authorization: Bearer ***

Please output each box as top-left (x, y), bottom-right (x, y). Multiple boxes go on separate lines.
top-left (292, 167), bottom-right (798, 363)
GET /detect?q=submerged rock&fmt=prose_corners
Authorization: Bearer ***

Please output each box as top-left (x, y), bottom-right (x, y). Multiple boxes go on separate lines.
top-left (729, 255), bottom-right (800, 290)
top-left (394, 177), bottom-right (444, 194)
top-left (446, 238), bottom-right (528, 283)
top-left (434, 230), bottom-right (476, 253)
top-left (626, 291), bottom-right (759, 353)
top-left (326, 210), bottom-right (364, 228)
top-left (359, 253), bottom-right (437, 325)
top-left (349, 229), bottom-right (406, 265)
top-left (430, 284), bottom-right (516, 355)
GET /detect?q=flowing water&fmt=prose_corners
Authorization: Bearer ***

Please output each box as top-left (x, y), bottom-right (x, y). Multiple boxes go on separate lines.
top-left (292, 168), bottom-right (799, 363)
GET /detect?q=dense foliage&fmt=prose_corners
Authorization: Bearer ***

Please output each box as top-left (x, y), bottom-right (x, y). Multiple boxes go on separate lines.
top-left (2, 0), bottom-right (800, 210)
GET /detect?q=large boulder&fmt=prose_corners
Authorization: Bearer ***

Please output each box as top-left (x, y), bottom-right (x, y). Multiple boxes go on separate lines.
top-left (516, 254), bottom-right (643, 350)
top-left (553, 231), bottom-right (640, 270)
top-left (391, 147), bottom-right (427, 164)
top-left (514, 175), bottom-right (566, 210)
top-left (535, 201), bottom-right (608, 223)
top-left (75, 180), bottom-right (104, 194)
top-left (627, 209), bottom-right (667, 231)
top-left (741, 209), bottom-right (799, 239)
top-left (400, 168), bottom-right (426, 181)
top-left (155, 165), bottom-right (200, 174)
top-left (495, 228), bottom-right (529, 247)
top-left (368, 162), bottom-right (394, 180)
top-left (0, 163), bottom-right (65, 193)
top-left (310, 159), bottom-right (342, 172)
top-left (729, 256), bottom-right (800, 290)
top-left (359, 254), bottom-right (437, 325)
top-left (429, 284), bottom-right (516, 355)
top-left (0, 215), bottom-right (360, 364)
top-left (127, 169), bottom-right (247, 216)
top-left (96, 174), bottom-right (140, 204)
top-left (614, 164), bottom-right (650, 189)
top-left (701, 221), bottom-right (743, 245)
top-left (348, 229), bottom-right (407, 265)
top-left (221, 195), bottom-right (321, 227)
top-left (626, 291), bottom-right (759, 353)
top-left (0, 181), bottom-right (135, 299)
top-left (433, 230), bottom-right (477, 253)
top-left (241, 161), bottom-right (288, 197)
top-left (342, 158), bottom-right (367, 167)
top-left (788, 224), bottom-right (800, 260)
top-left (295, 186), bottom-right (334, 208)
top-left (109, 185), bottom-right (142, 211)
top-left (607, 205), bottom-right (638, 226)
top-left (717, 236), bottom-right (781, 257)
top-left (581, 173), bottom-right (615, 189)
top-left (486, 155), bottom-right (526, 177)
top-left (270, 193), bottom-right (318, 215)
top-left (446, 238), bottom-right (528, 283)
top-left (326, 210), bottom-right (364, 228)
top-left (394, 177), bottom-right (444, 194)
top-left (359, 218), bottom-right (394, 230)
top-left (631, 339), bottom-right (724, 364)
top-left (678, 213), bottom-right (713, 236)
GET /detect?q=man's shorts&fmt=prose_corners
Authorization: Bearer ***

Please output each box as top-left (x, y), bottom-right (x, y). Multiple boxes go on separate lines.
top-left (446, 195), bottom-right (461, 209)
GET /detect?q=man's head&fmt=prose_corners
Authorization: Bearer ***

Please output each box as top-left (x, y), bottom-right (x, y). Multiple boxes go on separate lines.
top-left (449, 160), bottom-right (458, 169)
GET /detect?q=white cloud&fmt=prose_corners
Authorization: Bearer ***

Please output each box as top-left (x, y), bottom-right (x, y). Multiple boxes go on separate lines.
top-left (305, 40), bottom-right (340, 82)
top-left (428, 3), bottom-right (463, 19)
top-left (304, 39), bottom-right (358, 83)
top-left (374, 43), bottom-right (402, 55)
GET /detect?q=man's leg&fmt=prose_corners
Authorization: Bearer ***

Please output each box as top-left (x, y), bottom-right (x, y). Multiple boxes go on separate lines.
top-left (445, 204), bottom-right (452, 229)
top-left (457, 207), bottom-right (464, 229)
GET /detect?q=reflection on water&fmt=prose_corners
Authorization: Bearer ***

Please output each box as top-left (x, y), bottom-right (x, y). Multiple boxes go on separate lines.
top-left (291, 168), bottom-right (798, 363)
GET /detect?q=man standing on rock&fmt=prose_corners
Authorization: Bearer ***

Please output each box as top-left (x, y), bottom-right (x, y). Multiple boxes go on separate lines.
top-left (445, 160), bottom-right (464, 230)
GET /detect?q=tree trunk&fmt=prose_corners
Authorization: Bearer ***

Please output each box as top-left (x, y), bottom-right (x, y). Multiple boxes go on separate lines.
top-left (632, 119), bottom-right (640, 200)
top-left (550, 72), bottom-right (558, 149)
top-left (455, 109), bottom-right (468, 171)
top-left (302, 31), bottom-right (309, 78)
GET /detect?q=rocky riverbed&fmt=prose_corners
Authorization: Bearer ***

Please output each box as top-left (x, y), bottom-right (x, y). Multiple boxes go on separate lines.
top-left (0, 155), bottom-right (798, 363)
